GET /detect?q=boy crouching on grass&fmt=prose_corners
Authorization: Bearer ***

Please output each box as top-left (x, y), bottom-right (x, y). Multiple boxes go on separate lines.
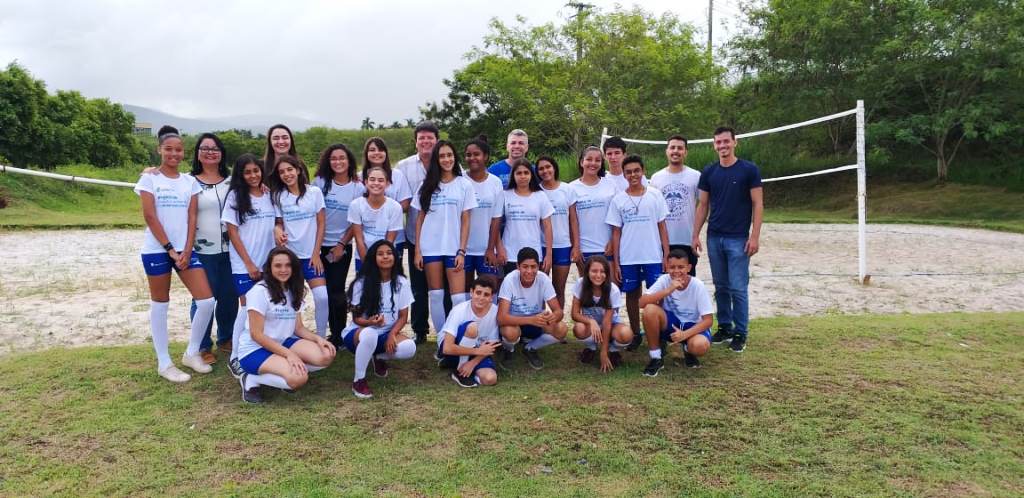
top-left (497, 247), bottom-right (569, 370)
top-left (639, 248), bottom-right (713, 377)
top-left (437, 276), bottom-right (502, 388)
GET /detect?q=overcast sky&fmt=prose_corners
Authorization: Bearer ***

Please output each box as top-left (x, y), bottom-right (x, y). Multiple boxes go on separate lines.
top-left (0, 0), bottom-right (746, 128)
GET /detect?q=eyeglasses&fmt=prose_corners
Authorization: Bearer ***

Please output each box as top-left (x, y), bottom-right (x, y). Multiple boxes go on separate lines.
top-left (199, 147), bottom-right (222, 154)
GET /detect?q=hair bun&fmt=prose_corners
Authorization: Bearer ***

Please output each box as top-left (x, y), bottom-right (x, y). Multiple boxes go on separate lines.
top-left (475, 134), bottom-right (488, 144)
top-left (157, 125), bottom-right (179, 136)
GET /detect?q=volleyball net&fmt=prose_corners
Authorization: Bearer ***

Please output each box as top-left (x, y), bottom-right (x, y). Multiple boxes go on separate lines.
top-left (600, 100), bottom-right (868, 284)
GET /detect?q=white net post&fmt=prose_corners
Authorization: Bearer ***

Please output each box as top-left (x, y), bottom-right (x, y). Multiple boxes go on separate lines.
top-left (599, 127), bottom-right (608, 150)
top-left (856, 100), bottom-right (868, 284)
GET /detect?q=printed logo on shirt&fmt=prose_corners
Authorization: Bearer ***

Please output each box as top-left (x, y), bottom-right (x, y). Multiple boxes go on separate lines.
top-left (660, 182), bottom-right (693, 222)
top-left (505, 202), bottom-right (537, 222)
top-left (509, 295), bottom-right (542, 316)
top-left (281, 205), bottom-right (315, 222)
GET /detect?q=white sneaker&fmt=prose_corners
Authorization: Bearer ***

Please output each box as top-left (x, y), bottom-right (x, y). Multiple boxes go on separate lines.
top-left (158, 365), bottom-right (192, 383)
top-left (181, 352), bottom-right (213, 374)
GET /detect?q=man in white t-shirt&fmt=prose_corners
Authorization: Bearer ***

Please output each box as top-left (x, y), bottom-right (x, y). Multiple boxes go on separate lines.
top-left (649, 134), bottom-right (701, 276)
top-left (603, 136), bottom-right (647, 191)
top-left (497, 247), bottom-right (568, 370)
top-left (638, 248), bottom-right (714, 377)
top-left (437, 276), bottom-right (502, 388)
top-left (396, 121), bottom-right (440, 344)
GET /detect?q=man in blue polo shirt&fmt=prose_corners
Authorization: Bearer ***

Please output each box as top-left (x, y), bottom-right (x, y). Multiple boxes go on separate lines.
top-left (692, 126), bottom-right (763, 353)
top-left (488, 129), bottom-right (529, 187)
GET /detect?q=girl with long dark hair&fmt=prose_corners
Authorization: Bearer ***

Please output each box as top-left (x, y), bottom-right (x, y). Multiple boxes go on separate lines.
top-left (362, 137), bottom-right (412, 260)
top-left (348, 166), bottom-right (404, 271)
top-left (571, 255), bottom-right (632, 373)
top-left (263, 124), bottom-right (299, 175)
top-left (536, 155), bottom-right (579, 309)
top-left (569, 146), bottom-right (619, 273)
top-left (492, 159), bottom-right (554, 275)
top-left (462, 136), bottom-right (504, 289)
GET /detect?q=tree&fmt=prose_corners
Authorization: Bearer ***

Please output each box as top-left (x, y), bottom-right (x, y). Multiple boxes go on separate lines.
top-left (0, 62), bottom-right (49, 168)
top-left (360, 117), bottom-right (375, 130)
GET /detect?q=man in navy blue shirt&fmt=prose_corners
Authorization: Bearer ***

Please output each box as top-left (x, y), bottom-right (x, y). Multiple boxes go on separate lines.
top-left (692, 126), bottom-right (763, 353)
top-left (488, 129), bottom-right (529, 187)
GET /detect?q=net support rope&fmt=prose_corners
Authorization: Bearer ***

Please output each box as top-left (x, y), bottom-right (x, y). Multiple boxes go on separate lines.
top-left (601, 100), bottom-right (869, 284)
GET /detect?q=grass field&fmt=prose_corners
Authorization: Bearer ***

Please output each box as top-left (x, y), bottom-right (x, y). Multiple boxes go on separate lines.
top-left (1, 312), bottom-right (1021, 497)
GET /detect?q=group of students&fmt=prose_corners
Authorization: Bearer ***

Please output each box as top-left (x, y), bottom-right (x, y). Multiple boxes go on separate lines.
top-left (136, 120), bottom-right (763, 403)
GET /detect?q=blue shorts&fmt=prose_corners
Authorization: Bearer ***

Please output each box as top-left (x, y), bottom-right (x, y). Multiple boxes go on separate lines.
top-left (661, 313), bottom-right (712, 352)
top-left (542, 247), bottom-right (572, 266)
top-left (518, 324), bottom-right (544, 340)
top-left (299, 258), bottom-right (324, 281)
top-left (233, 273), bottom-right (257, 297)
top-left (437, 321), bottom-right (498, 372)
top-left (464, 255), bottom-right (500, 275)
top-left (422, 254), bottom-right (458, 269)
top-left (582, 251), bottom-right (614, 263)
top-left (239, 336), bottom-right (300, 374)
top-left (620, 263), bottom-right (663, 293)
top-left (141, 252), bottom-right (204, 276)
top-left (342, 326), bottom-right (389, 355)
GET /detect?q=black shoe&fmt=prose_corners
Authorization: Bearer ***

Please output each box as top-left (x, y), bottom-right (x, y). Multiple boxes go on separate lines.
top-left (609, 351), bottom-right (623, 368)
top-left (626, 334), bottom-right (644, 352)
top-left (450, 371), bottom-right (479, 388)
top-left (498, 348), bottom-right (515, 370)
top-left (239, 374), bottom-right (263, 404)
top-left (642, 358), bottom-right (664, 377)
top-left (711, 328), bottom-right (733, 344)
top-left (228, 357), bottom-right (244, 379)
top-left (578, 348), bottom-right (596, 364)
top-left (683, 352), bottom-right (701, 368)
top-left (523, 348), bottom-right (544, 370)
top-left (437, 355), bottom-right (457, 370)
top-left (415, 332), bottom-right (428, 345)
top-left (328, 334), bottom-right (344, 348)
top-left (730, 334), bottom-right (747, 353)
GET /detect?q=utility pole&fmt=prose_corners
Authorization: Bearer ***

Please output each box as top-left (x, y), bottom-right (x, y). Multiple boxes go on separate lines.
top-left (567, 2), bottom-right (594, 63)
top-left (707, 0), bottom-right (713, 57)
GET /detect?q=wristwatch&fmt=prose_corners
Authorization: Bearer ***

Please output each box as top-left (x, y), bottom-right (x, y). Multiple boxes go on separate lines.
top-left (163, 242), bottom-right (174, 252)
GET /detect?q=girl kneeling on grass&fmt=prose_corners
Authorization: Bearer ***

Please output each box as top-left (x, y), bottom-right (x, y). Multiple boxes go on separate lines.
top-left (136, 125), bottom-right (216, 383)
top-left (236, 247), bottom-right (336, 404)
top-left (571, 255), bottom-right (633, 373)
top-left (343, 239), bottom-right (416, 399)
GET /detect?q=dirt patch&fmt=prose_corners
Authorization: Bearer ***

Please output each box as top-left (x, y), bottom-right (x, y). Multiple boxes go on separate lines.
top-left (1, 223), bottom-right (1021, 355)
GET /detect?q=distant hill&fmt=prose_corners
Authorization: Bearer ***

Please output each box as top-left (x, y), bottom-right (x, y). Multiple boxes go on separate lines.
top-left (123, 105), bottom-right (330, 135)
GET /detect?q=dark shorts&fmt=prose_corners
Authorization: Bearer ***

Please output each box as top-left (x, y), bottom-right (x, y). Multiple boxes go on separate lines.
top-left (582, 251), bottom-right (614, 263)
top-left (464, 255), bottom-right (501, 275)
top-left (299, 258), bottom-right (323, 281)
top-left (620, 263), bottom-right (663, 293)
top-left (437, 321), bottom-right (498, 372)
top-left (342, 326), bottom-right (389, 355)
top-left (422, 254), bottom-right (458, 269)
top-left (239, 336), bottom-right (300, 374)
top-left (232, 273), bottom-right (257, 297)
top-left (661, 313), bottom-right (711, 352)
top-left (542, 246), bottom-right (572, 266)
top-left (141, 252), bottom-right (204, 276)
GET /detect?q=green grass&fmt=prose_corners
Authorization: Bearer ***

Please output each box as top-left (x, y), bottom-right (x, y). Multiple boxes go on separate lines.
top-left (0, 164), bottom-right (142, 228)
top-left (1, 312), bottom-right (1021, 497)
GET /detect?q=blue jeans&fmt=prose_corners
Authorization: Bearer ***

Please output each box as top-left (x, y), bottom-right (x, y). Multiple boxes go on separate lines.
top-left (707, 236), bottom-right (749, 337)
top-left (190, 252), bottom-right (238, 350)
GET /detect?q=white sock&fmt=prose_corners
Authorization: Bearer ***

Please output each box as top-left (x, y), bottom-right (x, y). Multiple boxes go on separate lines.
top-left (150, 301), bottom-right (171, 370)
top-left (582, 335), bottom-right (598, 350)
top-left (305, 365), bottom-right (325, 373)
top-left (245, 372), bottom-right (291, 390)
top-left (377, 338), bottom-right (416, 360)
top-left (526, 333), bottom-right (560, 351)
top-left (451, 292), bottom-right (469, 306)
top-left (186, 297), bottom-right (216, 356)
top-left (354, 327), bottom-right (378, 382)
top-left (230, 305), bottom-right (247, 362)
top-left (457, 335), bottom-right (477, 368)
top-left (312, 285), bottom-right (329, 337)
top-left (649, 348), bottom-right (663, 360)
top-left (428, 289), bottom-right (446, 333)
top-left (502, 338), bottom-right (518, 352)
top-left (611, 341), bottom-right (629, 352)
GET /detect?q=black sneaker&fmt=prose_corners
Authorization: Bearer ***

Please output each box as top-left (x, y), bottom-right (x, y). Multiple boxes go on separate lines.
top-left (711, 328), bottom-right (733, 344)
top-left (415, 332), bottom-right (428, 345)
top-left (609, 351), bottom-right (623, 368)
top-left (523, 348), bottom-right (544, 370)
top-left (625, 333), bottom-right (645, 352)
top-left (228, 357), bottom-right (244, 379)
top-left (578, 348), bottom-right (596, 364)
top-left (730, 334), bottom-right (747, 353)
top-left (498, 348), bottom-right (515, 370)
top-left (239, 374), bottom-right (263, 404)
top-left (437, 355), bottom-right (457, 370)
top-left (642, 358), bottom-right (664, 377)
top-left (450, 371), bottom-right (479, 388)
top-left (683, 352), bottom-right (701, 368)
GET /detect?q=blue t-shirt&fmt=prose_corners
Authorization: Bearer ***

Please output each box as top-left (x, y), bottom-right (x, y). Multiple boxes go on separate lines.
top-left (697, 159), bottom-right (762, 238)
top-left (488, 159), bottom-right (513, 188)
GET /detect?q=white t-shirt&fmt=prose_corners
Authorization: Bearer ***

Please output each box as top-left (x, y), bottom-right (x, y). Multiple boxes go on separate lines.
top-left (274, 185), bottom-right (326, 259)
top-left (501, 190), bottom-right (554, 262)
top-left (313, 177), bottom-right (366, 247)
top-left (347, 196), bottom-right (405, 261)
top-left (411, 176), bottom-right (478, 256)
top-left (569, 177), bottom-right (620, 254)
top-left (572, 279), bottom-right (624, 324)
top-left (134, 172), bottom-right (202, 254)
top-left (236, 282), bottom-right (303, 360)
top-left (605, 171), bottom-right (647, 192)
top-left (348, 276), bottom-right (414, 331)
top-left (467, 173), bottom-right (504, 256)
top-left (191, 176), bottom-right (230, 254)
top-left (386, 167), bottom-right (414, 245)
top-left (541, 182), bottom-right (577, 249)
top-left (221, 190), bottom-right (277, 274)
top-left (606, 188), bottom-right (669, 265)
top-left (396, 154), bottom-right (429, 243)
top-left (498, 270), bottom-right (557, 317)
top-left (649, 167), bottom-right (701, 246)
top-left (440, 300), bottom-right (499, 345)
top-left (647, 274), bottom-right (714, 325)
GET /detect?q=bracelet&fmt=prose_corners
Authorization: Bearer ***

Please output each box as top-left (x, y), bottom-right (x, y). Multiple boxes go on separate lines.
top-left (163, 242), bottom-right (174, 252)
top-left (456, 249), bottom-right (466, 256)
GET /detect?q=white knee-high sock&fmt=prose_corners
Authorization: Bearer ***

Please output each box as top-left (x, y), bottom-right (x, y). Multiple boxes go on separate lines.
top-left (451, 292), bottom-right (469, 306)
top-left (354, 328), bottom-right (379, 381)
top-left (526, 333), bottom-right (560, 351)
top-left (311, 285), bottom-right (329, 337)
top-left (457, 335), bottom-right (477, 367)
top-left (582, 335), bottom-right (598, 350)
top-left (378, 338), bottom-right (416, 361)
top-left (186, 297), bottom-right (216, 355)
top-left (245, 372), bottom-right (291, 390)
top-left (230, 305), bottom-right (247, 361)
top-left (428, 289), bottom-right (446, 333)
top-left (150, 301), bottom-right (171, 370)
